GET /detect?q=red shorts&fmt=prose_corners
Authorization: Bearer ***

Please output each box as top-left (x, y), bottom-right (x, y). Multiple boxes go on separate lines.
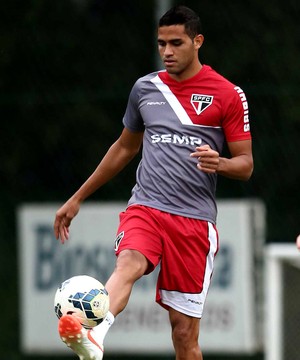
top-left (114, 205), bottom-right (219, 318)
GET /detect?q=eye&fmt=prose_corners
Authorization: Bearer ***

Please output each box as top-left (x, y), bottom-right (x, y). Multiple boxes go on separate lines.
top-left (171, 40), bottom-right (183, 46)
top-left (158, 40), bottom-right (166, 47)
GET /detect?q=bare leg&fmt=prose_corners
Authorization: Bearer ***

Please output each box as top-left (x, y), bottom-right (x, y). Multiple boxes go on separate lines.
top-left (169, 308), bottom-right (203, 360)
top-left (105, 249), bottom-right (149, 316)
top-left (57, 241), bottom-right (149, 358)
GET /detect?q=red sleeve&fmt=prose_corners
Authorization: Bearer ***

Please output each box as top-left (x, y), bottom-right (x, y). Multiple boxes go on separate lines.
top-left (221, 86), bottom-right (252, 142)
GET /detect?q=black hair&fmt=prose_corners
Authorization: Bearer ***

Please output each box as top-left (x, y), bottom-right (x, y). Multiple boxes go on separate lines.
top-left (159, 5), bottom-right (203, 39)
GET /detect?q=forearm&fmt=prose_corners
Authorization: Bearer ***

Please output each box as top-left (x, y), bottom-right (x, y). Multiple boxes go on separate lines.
top-left (190, 141), bottom-right (253, 181)
top-left (54, 129), bottom-right (142, 242)
top-left (217, 154), bottom-right (253, 181)
top-left (72, 140), bottom-right (139, 203)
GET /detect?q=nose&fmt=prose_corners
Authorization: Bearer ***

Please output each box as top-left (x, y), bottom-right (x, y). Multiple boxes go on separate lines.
top-left (164, 44), bottom-right (174, 57)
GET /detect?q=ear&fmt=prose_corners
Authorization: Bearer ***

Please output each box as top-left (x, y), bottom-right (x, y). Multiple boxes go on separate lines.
top-left (194, 34), bottom-right (204, 50)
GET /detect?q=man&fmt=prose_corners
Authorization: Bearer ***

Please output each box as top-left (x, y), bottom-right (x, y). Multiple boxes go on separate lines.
top-left (54, 5), bottom-right (253, 360)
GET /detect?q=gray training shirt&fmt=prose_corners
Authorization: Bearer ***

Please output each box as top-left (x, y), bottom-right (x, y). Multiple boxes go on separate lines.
top-left (122, 65), bottom-right (251, 223)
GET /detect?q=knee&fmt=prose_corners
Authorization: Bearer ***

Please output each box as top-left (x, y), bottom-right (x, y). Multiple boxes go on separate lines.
top-left (170, 312), bottom-right (200, 349)
top-left (172, 322), bottom-right (194, 345)
top-left (172, 322), bottom-right (201, 358)
top-left (115, 250), bottom-right (149, 280)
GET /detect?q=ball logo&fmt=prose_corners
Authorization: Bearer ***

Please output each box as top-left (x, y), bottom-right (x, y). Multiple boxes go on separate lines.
top-left (92, 300), bottom-right (101, 309)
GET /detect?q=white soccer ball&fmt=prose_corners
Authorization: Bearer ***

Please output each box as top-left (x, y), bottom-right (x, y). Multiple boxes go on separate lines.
top-left (54, 275), bottom-right (109, 329)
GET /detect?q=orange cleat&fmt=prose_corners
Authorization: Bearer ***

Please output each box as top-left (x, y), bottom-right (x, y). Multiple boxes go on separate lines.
top-left (58, 315), bottom-right (104, 360)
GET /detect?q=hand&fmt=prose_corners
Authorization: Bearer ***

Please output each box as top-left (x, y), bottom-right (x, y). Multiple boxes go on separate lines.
top-left (296, 235), bottom-right (300, 250)
top-left (54, 198), bottom-right (80, 244)
top-left (190, 145), bottom-right (220, 173)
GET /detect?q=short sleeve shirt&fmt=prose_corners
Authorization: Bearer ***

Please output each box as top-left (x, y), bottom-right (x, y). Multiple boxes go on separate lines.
top-left (123, 65), bottom-right (251, 223)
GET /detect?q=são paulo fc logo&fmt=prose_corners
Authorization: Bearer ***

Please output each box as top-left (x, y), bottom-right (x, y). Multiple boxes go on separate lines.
top-left (114, 231), bottom-right (124, 251)
top-left (190, 94), bottom-right (213, 115)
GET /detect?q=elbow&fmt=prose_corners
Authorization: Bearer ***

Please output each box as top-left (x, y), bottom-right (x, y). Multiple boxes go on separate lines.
top-left (242, 162), bottom-right (254, 181)
top-left (240, 153), bottom-right (254, 181)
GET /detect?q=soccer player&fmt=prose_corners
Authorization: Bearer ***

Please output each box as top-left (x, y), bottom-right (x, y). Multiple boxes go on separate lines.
top-left (54, 5), bottom-right (253, 360)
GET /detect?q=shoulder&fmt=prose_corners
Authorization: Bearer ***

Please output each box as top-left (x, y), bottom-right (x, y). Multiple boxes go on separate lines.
top-left (203, 66), bottom-right (248, 110)
top-left (202, 65), bottom-right (239, 92)
top-left (134, 71), bottom-right (161, 86)
top-left (129, 71), bottom-right (162, 99)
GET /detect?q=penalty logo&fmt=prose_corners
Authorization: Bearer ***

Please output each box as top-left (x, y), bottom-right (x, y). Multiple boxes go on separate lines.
top-left (191, 94), bottom-right (213, 115)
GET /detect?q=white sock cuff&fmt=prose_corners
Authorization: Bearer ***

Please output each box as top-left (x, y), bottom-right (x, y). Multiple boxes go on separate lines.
top-left (92, 311), bottom-right (115, 345)
top-left (105, 311), bottom-right (115, 326)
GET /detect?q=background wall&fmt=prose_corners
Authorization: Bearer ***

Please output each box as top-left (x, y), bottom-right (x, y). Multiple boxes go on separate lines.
top-left (0, 0), bottom-right (299, 359)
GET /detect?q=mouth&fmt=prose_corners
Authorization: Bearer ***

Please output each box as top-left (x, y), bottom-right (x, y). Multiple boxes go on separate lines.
top-left (164, 59), bottom-right (176, 66)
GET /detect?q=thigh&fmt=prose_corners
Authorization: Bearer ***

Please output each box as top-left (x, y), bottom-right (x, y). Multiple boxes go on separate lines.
top-left (114, 205), bottom-right (163, 274)
top-left (157, 217), bottom-right (219, 318)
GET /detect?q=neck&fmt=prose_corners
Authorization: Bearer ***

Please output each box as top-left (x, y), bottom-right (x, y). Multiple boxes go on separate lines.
top-left (169, 62), bottom-right (202, 82)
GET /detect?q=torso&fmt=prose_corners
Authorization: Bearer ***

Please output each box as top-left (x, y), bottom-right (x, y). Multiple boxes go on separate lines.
top-left (123, 65), bottom-right (251, 222)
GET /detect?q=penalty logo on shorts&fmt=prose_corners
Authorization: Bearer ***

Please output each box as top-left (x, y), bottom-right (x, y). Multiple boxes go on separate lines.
top-left (191, 94), bottom-right (213, 115)
top-left (114, 231), bottom-right (124, 251)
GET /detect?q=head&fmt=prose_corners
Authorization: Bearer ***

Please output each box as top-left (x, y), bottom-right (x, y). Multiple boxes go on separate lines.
top-left (159, 5), bottom-right (203, 41)
top-left (158, 6), bottom-right (204, 81)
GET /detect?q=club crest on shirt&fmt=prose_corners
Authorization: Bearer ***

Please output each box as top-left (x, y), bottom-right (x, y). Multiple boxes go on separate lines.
top-left (114, 231), bottom-right (125, 251)
top-left (190, 94), bottom-right (213, 115)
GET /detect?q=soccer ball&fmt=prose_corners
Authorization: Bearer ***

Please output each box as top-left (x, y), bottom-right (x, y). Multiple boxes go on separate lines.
top-left (54, 275), bottom-right (109, 329)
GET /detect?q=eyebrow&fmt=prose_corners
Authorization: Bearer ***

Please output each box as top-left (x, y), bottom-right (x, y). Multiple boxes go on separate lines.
top-left (157, 38), bottom-right (183, 43)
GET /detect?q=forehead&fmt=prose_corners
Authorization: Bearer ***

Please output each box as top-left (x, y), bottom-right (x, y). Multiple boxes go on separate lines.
top-left (157, 24), bottom-right (189, 40)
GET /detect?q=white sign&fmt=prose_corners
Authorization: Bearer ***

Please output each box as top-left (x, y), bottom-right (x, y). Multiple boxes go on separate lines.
top-left (18, 200), bottom-right (265, 355)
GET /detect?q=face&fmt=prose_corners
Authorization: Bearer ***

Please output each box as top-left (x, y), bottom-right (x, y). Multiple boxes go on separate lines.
top-left (157, 24), bottom-right (204, 81)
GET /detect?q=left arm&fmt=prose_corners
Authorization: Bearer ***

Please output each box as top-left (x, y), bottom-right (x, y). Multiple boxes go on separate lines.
top-left (190, 139), bottom-right (253, 181)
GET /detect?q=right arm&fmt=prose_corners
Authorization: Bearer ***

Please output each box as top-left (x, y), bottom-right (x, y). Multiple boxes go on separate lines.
top-left (54, 127), bottom-right (143, 242)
